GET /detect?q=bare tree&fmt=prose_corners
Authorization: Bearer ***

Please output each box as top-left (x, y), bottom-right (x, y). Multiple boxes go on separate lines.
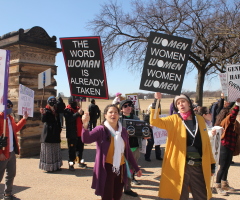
top-left (89, 0), bottom-right (240, 105)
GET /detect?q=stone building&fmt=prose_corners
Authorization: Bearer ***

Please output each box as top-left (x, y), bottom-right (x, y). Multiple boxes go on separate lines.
top-left (0, 26), bottom-right (61, 157)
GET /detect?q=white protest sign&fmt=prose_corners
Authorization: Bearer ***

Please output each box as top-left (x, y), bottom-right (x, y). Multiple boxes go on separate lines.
top-left (227, 64), bottom-right (240, 102)
top-left (0, 50), bottom-right (7, 112)
top-left (209, 126), bottom-right (222, 174)
top-left (140, 139), bottom-right (147, 154)
top-left (126, 93), bottom-right (140, 111)
top-left (219, 73), bottom-right (228, 96)
top-left (152, 126), bottom-right (168, 145)
top-left (18, 84), bottom-right (34, 117)
top-left (38, 68), bottom-right (51, 89)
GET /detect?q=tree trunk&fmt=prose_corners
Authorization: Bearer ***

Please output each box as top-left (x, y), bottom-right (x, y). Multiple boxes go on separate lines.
top-left (195, 69), bottom-right (205, 106)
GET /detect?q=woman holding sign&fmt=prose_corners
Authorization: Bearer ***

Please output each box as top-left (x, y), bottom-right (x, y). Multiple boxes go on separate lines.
top-left (150, 92), bottom-right (215, 200)
top-left (39, 96), bottom-right (62, 172)
top-left (81, 104), bottom-right (142, 200)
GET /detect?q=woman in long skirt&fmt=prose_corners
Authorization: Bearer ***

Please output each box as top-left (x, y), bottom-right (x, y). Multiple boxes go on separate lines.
top-left (39, 96), bottom-right (62, 172)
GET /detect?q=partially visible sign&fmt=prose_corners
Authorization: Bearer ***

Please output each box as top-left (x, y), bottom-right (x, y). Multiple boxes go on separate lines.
top-left (209, 126), bottom-right (222, 175)
top-left (152, 126), bottom-right (168, 145)
top-left (38, 68), bottom-right (51, 89)
top-left (139, 139), bottom-right (147, 154)
top-left (219, 73), bottom-right (228, 96)
top-left (140, 32), bottom-right (192, 95)
top-left (126, 93), bottom-right (140, 111)
top-left (0, 49), bottom-right (10, 113)
top-left (18, 84), bottom-right (34, 117)
top-left (60, 37), bottom-right (108, 99)
top-left (227, 64), bottom-right (240, 102)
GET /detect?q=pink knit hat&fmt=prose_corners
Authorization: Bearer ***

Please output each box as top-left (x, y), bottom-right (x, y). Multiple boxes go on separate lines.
top-left (116, 92), bottom-right (122, 96)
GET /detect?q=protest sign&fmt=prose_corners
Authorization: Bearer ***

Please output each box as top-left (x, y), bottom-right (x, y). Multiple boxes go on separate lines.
top-left (140, 32), bottom-right (192, 95)
top-left (60, 37), bottom-right (108, 99)
top-left (209, 126), bottom-right (222, 174)
top-left (0, 49), bottom-right (10, 113)
top-left (18, 84), bottom-right (34, 117)
top-left (219, 73), bottom-right (228, 96)
top-left (126, 93), bottom-right (140, 111)
top-left (152, 126), bottom-right (168, 145)
top-left (227, 64), bottom-right (240, 102)
top-left (38, 68), bottom-right (51, 89)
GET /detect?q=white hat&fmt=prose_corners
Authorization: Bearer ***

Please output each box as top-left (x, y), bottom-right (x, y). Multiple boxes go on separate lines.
top-left (174, 94), bottom-right (189, 108)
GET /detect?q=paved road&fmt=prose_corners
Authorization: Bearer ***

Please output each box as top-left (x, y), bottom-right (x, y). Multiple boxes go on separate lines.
top-left (1, 132), bottom-right (240, 200)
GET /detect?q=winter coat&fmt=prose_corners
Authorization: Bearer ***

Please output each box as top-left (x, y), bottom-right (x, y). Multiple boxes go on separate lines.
top-left (88, 103), bottom-right (100, 121)
top-left (150, 110), bottom-right (215, 200)
top-left (82, 125), bottom-right (140, 197)
top-left (220, 105), bottom-right (240, 156)
top-left (64, 106), bottom-right (83, 139)
top-left (40, 108), bottom-right (61, 143)
top-left (57, 97), bottom-right (66, 113)
top-left (0, 113), bottom-right (26, 158)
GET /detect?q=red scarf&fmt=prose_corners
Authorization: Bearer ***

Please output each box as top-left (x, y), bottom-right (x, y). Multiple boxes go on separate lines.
top-left (66, 105), bottom-right (83, 136)
top-left (45, 105), bottom-right (56, 116)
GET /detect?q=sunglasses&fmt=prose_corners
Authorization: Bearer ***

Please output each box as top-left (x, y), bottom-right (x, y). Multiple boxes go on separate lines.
top-left (123, 103), bottom-right (133, 108)
top-left (7, 105), bottom-right (13, 108)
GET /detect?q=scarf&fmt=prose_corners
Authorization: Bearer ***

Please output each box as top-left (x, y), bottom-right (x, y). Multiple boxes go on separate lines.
top-left (179, 110), bottom-right (192, 120)
top-left (104, 120), bottom-right (124, 175)
top-left (66, 105), bottom-right (82, 136)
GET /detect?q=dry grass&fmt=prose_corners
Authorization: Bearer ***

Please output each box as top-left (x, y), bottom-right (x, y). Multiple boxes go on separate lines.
top-left (62, 97), bottom-right (217, 121)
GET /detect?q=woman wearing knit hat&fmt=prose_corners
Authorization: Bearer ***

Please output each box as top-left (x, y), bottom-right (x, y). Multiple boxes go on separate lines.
top-left (150, 92), bottom-right (215, 200)
top-left (112, 92), bottom-right (122, 105)
top-left (39, 96), bottom-right (62, 172)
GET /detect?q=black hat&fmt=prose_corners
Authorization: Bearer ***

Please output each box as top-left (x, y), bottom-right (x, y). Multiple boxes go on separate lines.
top-left (68, 96), bottom-right (75, 104)
top-left (119, 99), bottom-right (133, 109)
top-left (7, 99), bottom-right (13, 107)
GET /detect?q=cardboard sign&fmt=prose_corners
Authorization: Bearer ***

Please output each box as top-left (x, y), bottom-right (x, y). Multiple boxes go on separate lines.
top-left (60, 37), bottom-right (108, 99)
top-left (219, 73), bottom-right (228, 96)
top-left (140, 32), bottom-right (192, 95)
top-left (227, 64), bottom-right (240, 102)
top-left (126, 93), bottom-right (140, 111)
top-left (38, 68), bottom-right (51, 89)
top-left (152, 126), bottom-right (168, 145)
top-left (18, 84), bottom-right (34, 117)
top-left (0, 49), bottom-right (10, 113)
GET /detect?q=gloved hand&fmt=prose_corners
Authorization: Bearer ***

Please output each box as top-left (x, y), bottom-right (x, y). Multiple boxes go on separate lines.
top-left (0, 135), bottom-right (8, 148)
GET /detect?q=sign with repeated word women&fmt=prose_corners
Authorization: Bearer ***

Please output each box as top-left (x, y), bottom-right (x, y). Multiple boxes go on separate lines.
top-left (18, 84), bottom-right (34, 117)
top-left (140, 32), bottom-right (192, 95)
top-left (60, 37), bottom-right (109, 99)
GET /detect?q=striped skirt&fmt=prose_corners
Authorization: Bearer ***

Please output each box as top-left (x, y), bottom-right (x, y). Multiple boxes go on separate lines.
top-left (39, 143), bottom-right (63, 172)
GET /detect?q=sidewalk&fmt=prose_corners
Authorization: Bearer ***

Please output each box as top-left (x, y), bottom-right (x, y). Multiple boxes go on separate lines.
top-left (1, 129), bottom-right (240, 200)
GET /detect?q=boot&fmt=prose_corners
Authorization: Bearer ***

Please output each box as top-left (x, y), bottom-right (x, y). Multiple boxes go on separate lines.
top-left (221, 180), bottom-right (235, 192)
top-left (215, 183), bottom-right (228, 196)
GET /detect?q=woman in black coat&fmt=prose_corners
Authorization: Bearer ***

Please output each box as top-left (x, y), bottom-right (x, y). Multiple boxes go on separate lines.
top-left (39, 96), bottom-right (62, 172)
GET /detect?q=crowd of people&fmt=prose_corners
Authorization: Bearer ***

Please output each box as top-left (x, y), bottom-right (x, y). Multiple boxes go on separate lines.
top-left (0, 93), bottom-right (239, 200)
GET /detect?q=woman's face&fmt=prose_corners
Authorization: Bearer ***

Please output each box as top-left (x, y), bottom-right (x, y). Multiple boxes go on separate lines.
top-left (203, 113), bottom-right (212, 121)
top-left (105, 106), bottom-right (119, 125)
top-left (176, 99), bottom-right (191, 113)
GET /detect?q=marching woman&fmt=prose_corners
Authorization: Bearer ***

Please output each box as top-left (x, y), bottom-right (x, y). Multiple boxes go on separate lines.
top-left (150, 92), bottom-right (215, 200)
top-left (39, 96), bottom-right (62, 172)
top-left (81, 104), bottom-right (142, 200)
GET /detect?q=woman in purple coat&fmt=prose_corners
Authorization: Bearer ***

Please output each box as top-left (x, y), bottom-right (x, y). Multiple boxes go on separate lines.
top-left (82, 104), bottom-right (142, 200)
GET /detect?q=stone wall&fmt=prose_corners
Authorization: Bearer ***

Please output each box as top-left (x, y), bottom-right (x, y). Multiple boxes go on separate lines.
top-left (0, 26), bottom-right (61, 157)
